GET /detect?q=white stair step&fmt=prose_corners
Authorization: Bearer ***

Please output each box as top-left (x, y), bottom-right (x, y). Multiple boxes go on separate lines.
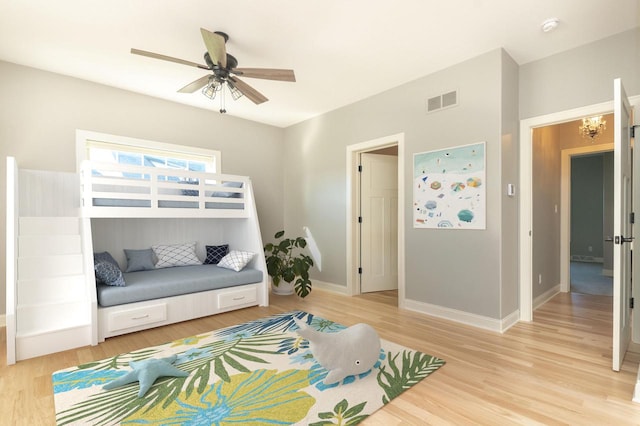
top-left (19, 234), bottom-right (82, 257)
top-left (19, 217), bottom-right (79, 236)
top-left (16, 325), bottom-right (92, 361)
top-left (16, 301), bottom-right (91, 335)
top-left (17, 275), bottom-right (87, 305)
top-left (18, 254), bottom-right (84, 280)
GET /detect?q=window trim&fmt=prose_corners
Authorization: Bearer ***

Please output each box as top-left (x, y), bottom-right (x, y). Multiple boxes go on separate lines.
top-left (75, 129), bottom-right (221, 174)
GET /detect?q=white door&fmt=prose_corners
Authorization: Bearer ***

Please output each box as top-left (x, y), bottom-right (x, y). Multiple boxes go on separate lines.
top-left (612, 78), bottom-right (633, 372)
top-left (360, 153), bottom-right (398, 293)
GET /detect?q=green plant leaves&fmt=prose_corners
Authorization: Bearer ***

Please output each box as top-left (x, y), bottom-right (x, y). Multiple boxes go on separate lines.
top-left (55, 333), bottom-right (283, 425)
top-left (264, 230), bottom-right (314, 297)
top-left (309, 398), bottom-right (369, 426)
top-left (377, 350), bottom-right (446, 404)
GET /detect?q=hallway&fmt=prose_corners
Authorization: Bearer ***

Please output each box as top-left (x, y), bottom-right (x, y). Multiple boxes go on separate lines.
top-left (570, 261), bottom-right (613, 296)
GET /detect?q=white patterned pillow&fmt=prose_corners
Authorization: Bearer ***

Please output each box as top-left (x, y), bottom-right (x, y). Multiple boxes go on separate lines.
top-left (152, 242), bottom-right (201, 268)
top-left (217, 250), bottom-right (255, 272)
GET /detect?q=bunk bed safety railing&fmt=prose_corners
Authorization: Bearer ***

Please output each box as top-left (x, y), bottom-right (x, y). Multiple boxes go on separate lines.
top-left (80, 161), bottom-right (251, 218)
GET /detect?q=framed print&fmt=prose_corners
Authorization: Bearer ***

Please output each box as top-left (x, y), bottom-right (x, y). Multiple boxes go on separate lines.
top-left (413, 142), bottom-right (486, 229)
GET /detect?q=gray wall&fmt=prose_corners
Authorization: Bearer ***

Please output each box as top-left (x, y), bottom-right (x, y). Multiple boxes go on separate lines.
top-left (520, 29), bottom-right (640, 120)
top-left (531, 125), bottom-right (562, 296)
top-left (283, 49), bottom-right (518, 319)
top-left (603, 151), bottom-right (614, 272)
top-left (0, 60), bottom-right (285, 316)
top-left (499, 50), bottom-right (520, 317)
top-left (571, 155), bottom-right (606, 260)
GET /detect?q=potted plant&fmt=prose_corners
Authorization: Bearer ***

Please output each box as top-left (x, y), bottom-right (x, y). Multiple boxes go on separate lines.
top-left (264, 230), bottom-right (314, 297)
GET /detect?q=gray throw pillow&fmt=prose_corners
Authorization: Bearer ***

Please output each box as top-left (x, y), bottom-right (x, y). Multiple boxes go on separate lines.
top-left (124, 248), bottom-right (156, 272)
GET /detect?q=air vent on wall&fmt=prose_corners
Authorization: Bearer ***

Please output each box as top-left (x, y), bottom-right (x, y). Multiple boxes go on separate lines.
top-left (426, 89), bottom-right (458, 113)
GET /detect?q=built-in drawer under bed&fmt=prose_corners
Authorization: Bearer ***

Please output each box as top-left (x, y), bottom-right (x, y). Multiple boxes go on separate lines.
top-left (97, 264), bottom-right (263, 307)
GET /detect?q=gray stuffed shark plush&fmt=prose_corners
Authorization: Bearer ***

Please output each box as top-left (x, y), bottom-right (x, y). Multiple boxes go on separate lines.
top-left (294, 317), bottom-right (381, 385)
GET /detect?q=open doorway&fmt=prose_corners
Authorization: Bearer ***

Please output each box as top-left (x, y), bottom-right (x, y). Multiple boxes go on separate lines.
top-left (520, 84), bottom-right (638, 375)
top-left (530, 114), bottom-right (614, 308)
top-left (346, 133), bottom-right (405, 306)
top-left (568, 151), bottom-right (614, 297)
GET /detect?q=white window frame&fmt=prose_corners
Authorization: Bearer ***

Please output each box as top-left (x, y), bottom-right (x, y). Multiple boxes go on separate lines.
top-left (75, 130), bottom-right (221, 174)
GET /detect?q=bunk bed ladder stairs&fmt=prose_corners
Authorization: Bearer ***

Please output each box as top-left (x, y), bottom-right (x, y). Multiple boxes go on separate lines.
top-left (14, 217), bottom-right (93, 361)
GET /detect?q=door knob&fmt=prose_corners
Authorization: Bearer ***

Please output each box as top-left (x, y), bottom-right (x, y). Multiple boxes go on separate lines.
top-left (613, 235), bottom-right (634, 244)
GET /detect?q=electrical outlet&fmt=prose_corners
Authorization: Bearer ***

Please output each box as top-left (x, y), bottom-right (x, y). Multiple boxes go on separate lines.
top-left (538, 274), bottom-right (542, 285)
top-left (588, 246), bottom-right (593, 252)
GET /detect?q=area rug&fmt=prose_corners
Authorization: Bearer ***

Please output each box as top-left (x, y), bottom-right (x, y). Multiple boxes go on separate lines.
top-left (52, 311), bottom-right (445, 425)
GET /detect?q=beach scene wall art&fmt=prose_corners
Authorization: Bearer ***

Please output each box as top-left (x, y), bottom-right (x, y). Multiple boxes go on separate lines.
top-left (413, 142), bottom-right (486, 229)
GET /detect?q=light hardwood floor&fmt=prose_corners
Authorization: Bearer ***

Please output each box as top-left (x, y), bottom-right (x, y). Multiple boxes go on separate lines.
top-left (2, 289), bottom-right (640, 425)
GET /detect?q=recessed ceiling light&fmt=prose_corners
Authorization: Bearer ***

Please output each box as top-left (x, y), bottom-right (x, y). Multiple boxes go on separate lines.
top-left (541, 18), bottom-right (559, 33)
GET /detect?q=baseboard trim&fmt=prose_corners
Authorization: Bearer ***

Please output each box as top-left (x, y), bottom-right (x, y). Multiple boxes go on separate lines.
top-left (403, 298), bottom-right (518, 333)
top-left (312, 280), bottom-right (349, 295)
top-left (570, 256), bottom-right (604, 263)
top-left (533, 284), bottom-right (561, 310)
top-left (501, 309), bottom-right (521, 332)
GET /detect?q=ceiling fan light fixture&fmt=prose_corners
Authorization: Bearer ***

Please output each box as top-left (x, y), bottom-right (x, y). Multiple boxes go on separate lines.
top-left (227, 82), bottom-right (244, 100)
top-left (202, 77), bottom-right (222, 99)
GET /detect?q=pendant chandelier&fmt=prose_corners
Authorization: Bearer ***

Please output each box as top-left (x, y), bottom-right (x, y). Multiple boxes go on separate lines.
top-left (579, 116), bottom-right (606, 140)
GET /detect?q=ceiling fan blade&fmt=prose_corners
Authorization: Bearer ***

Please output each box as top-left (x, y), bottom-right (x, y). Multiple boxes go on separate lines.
top-left (200, 28), bottom-right (227, 68)
top-left (131, 48), bottom-right (208, 69)
top-left (229, 77), bottom-right (268, 104)
top-left (178, 75), bottom-right (211, 93)
top-left (233, 68), bottom-right (296, 82)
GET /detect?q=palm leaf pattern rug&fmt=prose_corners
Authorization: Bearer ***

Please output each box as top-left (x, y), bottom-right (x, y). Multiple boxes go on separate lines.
top-left (52, 311), bottom-right (445, 425)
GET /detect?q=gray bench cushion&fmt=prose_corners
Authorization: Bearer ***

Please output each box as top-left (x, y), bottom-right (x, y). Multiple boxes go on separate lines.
top-left (97, 264), bottom-right (262, 307)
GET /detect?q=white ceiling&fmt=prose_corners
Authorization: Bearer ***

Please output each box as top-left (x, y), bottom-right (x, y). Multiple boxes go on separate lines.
top-left (0, 0), bottom-right (638, 128)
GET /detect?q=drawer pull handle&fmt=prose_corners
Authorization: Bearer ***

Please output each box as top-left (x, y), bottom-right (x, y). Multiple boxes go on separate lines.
top-left (132, 314), bottom-right (150, 320)
top-left (232, 296), bottom-right (246, 301)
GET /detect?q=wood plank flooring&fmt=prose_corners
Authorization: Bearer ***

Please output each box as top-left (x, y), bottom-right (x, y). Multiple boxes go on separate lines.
top-left (2, 289), bottom-right (640, 425)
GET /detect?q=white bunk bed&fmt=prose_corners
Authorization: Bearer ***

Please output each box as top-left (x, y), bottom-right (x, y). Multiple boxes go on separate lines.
top-left (82, 160), bottom-right (269, 342)
top-left (5, 157), bottom-right (268, 364)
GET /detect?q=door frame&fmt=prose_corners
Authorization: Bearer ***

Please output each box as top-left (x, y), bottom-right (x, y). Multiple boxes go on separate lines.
top-left (519, 96), bottom-right (639, 321)
top-left (560, 143), bottom-right (614, 293)
top-left (346, 133), bottom-right (405, 305)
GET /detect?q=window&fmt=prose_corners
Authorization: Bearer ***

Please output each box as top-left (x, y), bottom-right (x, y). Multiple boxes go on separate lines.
top-left (75, 130), bottom-right (221, 180)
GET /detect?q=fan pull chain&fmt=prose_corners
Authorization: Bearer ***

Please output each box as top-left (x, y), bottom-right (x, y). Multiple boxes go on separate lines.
top-left (219, 84), bottom-right (227, 114)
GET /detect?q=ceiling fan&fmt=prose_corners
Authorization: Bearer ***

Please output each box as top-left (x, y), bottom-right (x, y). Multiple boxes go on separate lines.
top-left (131, 29), bottom-right (295, 113)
